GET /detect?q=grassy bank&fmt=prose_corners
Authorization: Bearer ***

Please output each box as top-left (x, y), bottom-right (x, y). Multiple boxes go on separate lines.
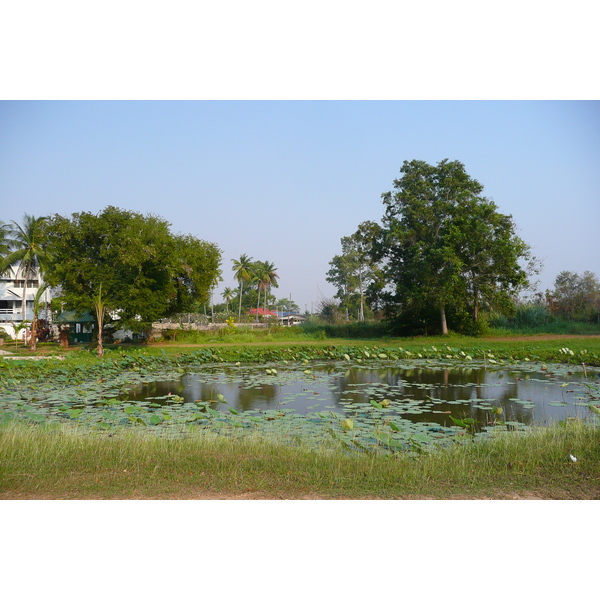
top-left (3, 332), bottom-right (600, 368)
top-left (1, 419), bottom-right (598, 499)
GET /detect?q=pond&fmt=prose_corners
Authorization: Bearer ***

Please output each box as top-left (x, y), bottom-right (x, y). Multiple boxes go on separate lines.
top-left (124, 362), bottom-right (599, 427)
top-left (3, 359), bottom-right (599, 454)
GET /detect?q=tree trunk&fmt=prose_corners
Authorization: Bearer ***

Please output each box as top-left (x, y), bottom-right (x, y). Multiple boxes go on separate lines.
top-left (59, 326), bottom-right (69, 348)
top-left (238, 282), bottom-right (244, 323)
top-left (94, 287), bottom-right (105, 358)
top-left (97, 320), bottom-right (104, 358)
top-left (358, 271), bottom-right (365, 322)
top-left (95, 306), bottom-right (104, 358)
top-left (264, 286), bottom-right (268, 318)
top-left (29, 319), bottom-right (37, 352)
top-left (440, 306), bottom-right (448, 335)
top-left (21, 270), bottom-right (28, 326)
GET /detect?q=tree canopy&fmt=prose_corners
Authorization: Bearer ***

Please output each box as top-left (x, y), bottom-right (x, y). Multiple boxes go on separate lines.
top-left (548, 271), bottom-right (600, 322)
top-left (43, 206), bottom-right (222, 335)
top-left (330, 159), bottom-right (535, 334)
top-left (326, 221), bottom-right (383, 321)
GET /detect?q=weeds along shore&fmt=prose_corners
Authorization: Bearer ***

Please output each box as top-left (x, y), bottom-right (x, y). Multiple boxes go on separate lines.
top-left (1, 419), bottom-right (599, 499)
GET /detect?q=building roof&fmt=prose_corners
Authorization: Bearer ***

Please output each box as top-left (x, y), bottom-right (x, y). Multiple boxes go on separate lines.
top-left (248, 308), bottom-right (278, 317)
top-left (54, 310), bottom-right (95, 324)
top-left (0, 289), bottom-right (22, 301)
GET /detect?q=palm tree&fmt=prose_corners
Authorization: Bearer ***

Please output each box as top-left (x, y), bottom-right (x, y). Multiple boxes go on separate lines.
top-left (93, 283), bottom-right (110, 358)
top-left (231, 254), bottom-right (254, 323)
top-left (251, 261), bottom-right (269, 322)
top-left (2, 215), bottom-right (47, 327)
top-left (260, 260), bottom-right (279, 315)
top-left (221, 287), bottom-right (235, 312)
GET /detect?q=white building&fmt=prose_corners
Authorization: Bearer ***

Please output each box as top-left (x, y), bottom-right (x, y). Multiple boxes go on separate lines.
top-left (0, 265), bottom-right (51, 340)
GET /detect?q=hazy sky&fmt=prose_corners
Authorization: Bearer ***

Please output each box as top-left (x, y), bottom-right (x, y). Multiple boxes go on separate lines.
top-left (1, 100), bottom-right (598, 311)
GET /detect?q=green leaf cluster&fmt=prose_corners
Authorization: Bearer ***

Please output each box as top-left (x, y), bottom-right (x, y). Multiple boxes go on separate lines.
top-left (43, 206), bottom-right (221, 333)
top-left (331, 159), bottom-right (535, 335)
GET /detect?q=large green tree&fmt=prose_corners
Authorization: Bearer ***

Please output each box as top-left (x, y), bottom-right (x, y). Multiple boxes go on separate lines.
top-left (171, 233), bottom-right (222, 315)
top-left (43, 206), bottom-right (221, 351)
top-left (378, 159), bottom-right (533, 334)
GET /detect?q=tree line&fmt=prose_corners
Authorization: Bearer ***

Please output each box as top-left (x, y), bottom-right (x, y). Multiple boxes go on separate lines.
top-left (1, 207), bottom-right (222, 355)
top-left (0, 206), bottom-right (298, 355)
top-left (326, 159), bottom-right (599, 334)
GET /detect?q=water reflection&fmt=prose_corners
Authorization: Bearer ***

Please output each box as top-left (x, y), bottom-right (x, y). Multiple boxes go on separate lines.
top-left (124, 364), bottom-right (595, 427)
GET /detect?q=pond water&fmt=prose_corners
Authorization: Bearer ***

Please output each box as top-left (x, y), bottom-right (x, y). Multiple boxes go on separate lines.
top-left (3, 359), bottom-right (599, 453)
top-left (124, 363), bottom-right (599, 428)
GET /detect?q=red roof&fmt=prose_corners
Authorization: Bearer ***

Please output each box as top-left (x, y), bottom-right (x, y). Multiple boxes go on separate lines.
top-left (248, 308), bottom-right (278, 317)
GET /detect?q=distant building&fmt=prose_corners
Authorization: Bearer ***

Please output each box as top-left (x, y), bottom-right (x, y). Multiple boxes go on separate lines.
top-left (53, 310), bottom-right (95, 344)
top-left (247, 307), bottom-right (305, 326)
top-left (277, 312), bottom-right (306, 326)
top-left (0, 266), bottom-right (51, 339)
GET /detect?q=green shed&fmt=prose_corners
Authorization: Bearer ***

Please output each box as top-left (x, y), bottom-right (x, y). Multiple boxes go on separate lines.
top-left (54, 311), bottom-right (96, 344)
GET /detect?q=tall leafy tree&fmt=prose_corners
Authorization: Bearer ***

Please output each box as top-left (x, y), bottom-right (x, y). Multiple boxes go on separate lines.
top-left (379, 159), bottom-right (532, 334)
top-left (43, 206), bottom-right (221, 351)
top-left (448, 196), bottom-right (531, 323)
top-left (2, 214), bottom-right (47, 326)
top-left (171, 233), bottom-right (222, 315)
top-left (231, 254), bottom-right (254, 323)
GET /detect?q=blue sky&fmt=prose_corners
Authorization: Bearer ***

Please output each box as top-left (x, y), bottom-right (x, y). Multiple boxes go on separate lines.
top-left (1, 100), bottom-right (599, 311)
